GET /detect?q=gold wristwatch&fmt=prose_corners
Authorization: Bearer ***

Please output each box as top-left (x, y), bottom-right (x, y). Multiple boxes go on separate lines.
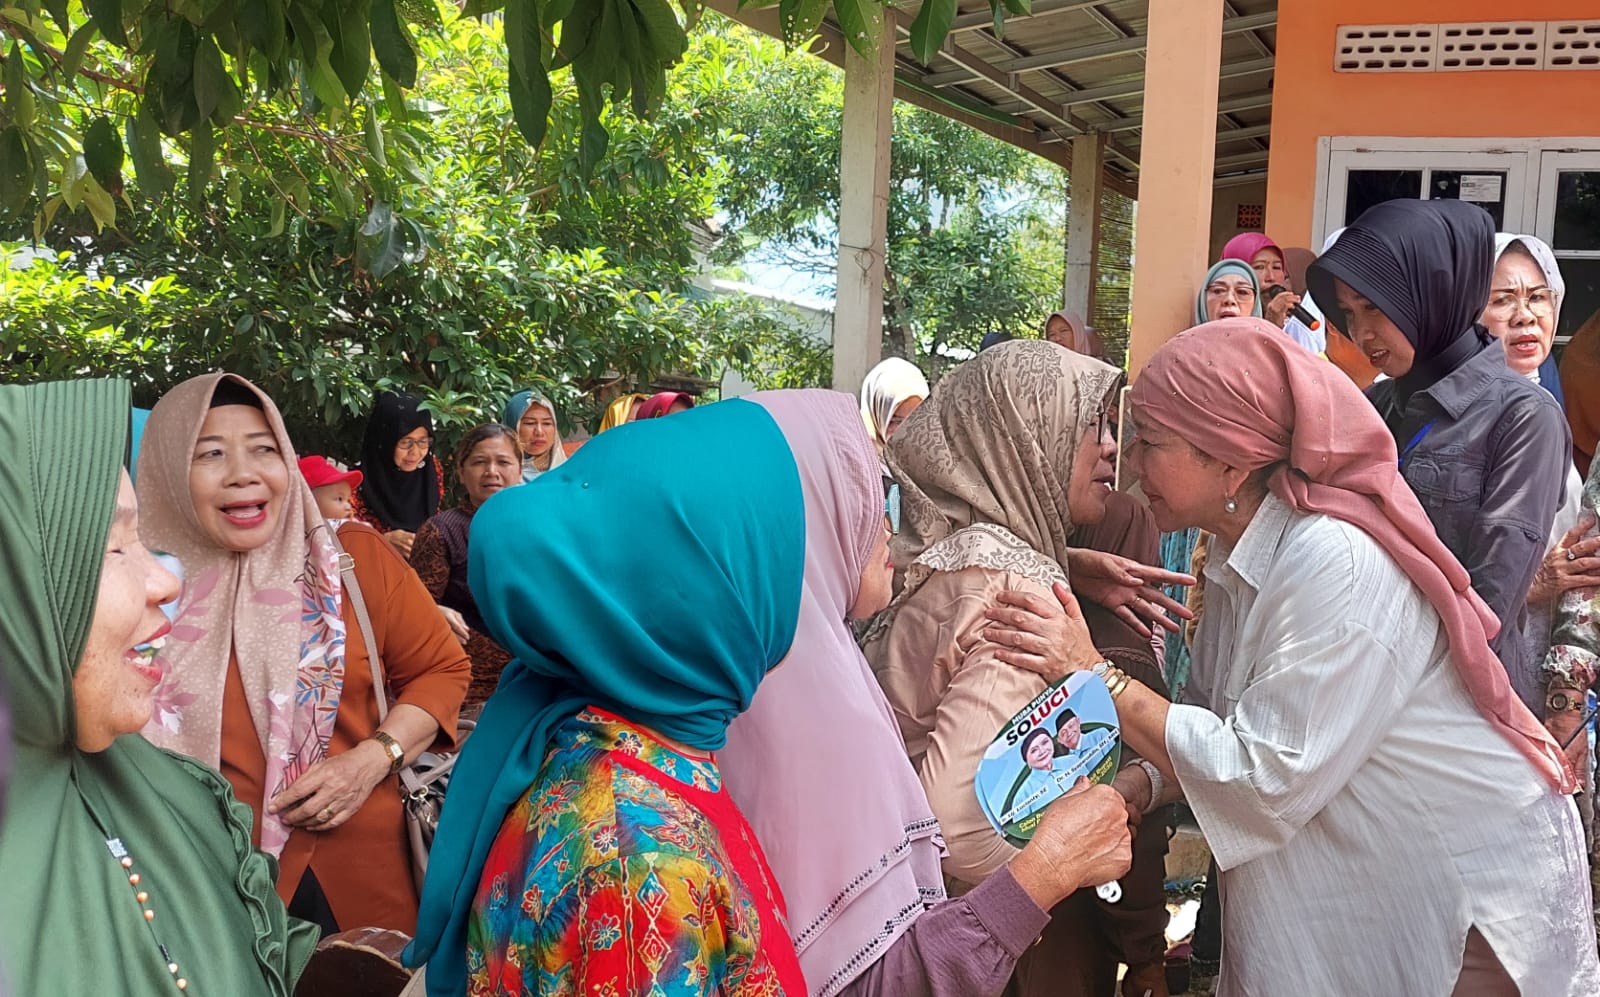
top-left (372, 731), bottom-right (406, 775)
top-left (1546, 688), bottom-right (1584, 714)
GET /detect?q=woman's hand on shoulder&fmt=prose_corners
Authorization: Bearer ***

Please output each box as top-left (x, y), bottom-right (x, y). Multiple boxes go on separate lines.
top-left (984, 581), bottom-right (1100, 683)
top-left (1064, 548), bottom-right (1195, 638)
top-left (267, 741), bottom-right (391, 832)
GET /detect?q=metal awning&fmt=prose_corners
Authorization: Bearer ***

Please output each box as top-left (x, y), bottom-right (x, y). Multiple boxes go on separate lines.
top-left (716, 0), bottom-right (1277, 194)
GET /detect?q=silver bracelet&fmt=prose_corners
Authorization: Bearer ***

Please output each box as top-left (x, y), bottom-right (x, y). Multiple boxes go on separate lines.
top-left (1134, 758), bottom-right (1165, 814)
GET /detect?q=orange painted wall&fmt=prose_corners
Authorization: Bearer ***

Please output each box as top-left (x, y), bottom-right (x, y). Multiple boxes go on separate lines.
top-left (1265, 0), bottom-right (1600, 250)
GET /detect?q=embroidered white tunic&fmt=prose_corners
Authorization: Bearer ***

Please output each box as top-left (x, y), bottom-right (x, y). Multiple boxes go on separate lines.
top-left (1167, 494), bottom-right (1600, 996)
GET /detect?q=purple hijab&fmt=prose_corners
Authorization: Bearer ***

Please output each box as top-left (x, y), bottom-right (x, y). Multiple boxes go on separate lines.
top-left (721, 390), bottom-right (946, 997)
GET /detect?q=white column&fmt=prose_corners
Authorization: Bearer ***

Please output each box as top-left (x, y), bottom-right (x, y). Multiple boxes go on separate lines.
top-left (832, 9), bottom-right (895, 394)
top-left (1064, 131), bottom-right (1105, 320)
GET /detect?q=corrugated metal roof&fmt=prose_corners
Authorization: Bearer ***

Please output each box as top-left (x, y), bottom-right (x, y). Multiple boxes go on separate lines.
top-left (883, 0), bottom-right (1276, 183)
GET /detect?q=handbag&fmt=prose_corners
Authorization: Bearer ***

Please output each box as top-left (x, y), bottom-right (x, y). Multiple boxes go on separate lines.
top-left (334, 535), bottom-right (473, 893)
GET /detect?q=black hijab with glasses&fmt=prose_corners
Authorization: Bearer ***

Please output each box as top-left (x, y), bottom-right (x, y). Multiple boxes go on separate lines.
top-left (356, 391), bottom-right (439, 532)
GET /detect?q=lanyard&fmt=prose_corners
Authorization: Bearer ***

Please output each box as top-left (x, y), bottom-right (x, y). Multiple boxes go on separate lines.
top-left (1398, 420), bottom-right (1437, 469)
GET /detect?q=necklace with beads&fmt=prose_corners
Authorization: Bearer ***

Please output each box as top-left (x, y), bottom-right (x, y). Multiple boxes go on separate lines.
top-left (105, 836), bottom-right (192, 991)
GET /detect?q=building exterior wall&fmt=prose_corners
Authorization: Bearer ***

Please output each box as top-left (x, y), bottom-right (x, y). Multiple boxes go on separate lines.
top-left (1266, 0), bottom-right (1600, 250)
top-left (1211, 179), bottom-right (1270, 261)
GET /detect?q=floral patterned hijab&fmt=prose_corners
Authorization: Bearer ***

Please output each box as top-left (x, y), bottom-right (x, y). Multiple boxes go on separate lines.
top-left (135, 373), bottom-right (348, 857)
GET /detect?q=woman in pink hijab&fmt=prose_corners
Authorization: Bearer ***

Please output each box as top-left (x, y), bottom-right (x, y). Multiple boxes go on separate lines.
top-left (720, 389), bottom-right (1133, 997)
top-left (635, 391), bottom-right (695, 420)
top-left (1220, 233), bottom-right (1322, 354)
top-left (985, 318), bottom-right (1596, 996)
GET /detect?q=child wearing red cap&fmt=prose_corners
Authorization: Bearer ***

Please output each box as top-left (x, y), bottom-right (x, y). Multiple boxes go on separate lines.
top-left (298, 455), bottom-right (364, 526)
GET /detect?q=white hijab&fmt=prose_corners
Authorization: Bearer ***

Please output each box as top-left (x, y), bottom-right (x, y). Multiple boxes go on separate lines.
top-left (859, 358), bottom-right (930, 455)
top-left (1491, 233), bottom-right (1567, 342)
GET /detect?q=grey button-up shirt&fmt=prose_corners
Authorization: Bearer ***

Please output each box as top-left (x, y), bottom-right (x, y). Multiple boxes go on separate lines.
top-left (1367, 346), bottom-right (1572, 712)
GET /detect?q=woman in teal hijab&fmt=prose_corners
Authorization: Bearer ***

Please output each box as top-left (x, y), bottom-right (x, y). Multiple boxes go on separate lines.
top-left (0, 378), bottom-right (317, 995)
top-left (501, 388), bottom-right (567, 482)
top-left (407, 399), bottom-right (809, 996)
top-left (1193, 258), bottom-right (1264, 325)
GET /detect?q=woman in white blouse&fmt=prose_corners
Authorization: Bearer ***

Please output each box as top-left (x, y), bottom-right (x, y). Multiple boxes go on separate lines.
top-left (985, 318), bottom-right (1599, 996)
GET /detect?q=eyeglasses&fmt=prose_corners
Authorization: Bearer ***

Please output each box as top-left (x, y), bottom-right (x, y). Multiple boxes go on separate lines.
top-left (1206, 283), bottom-right (1256, 301)
top-left (396, 437), bottom-right (433, 454)
top-left (1486, 288), bottom-right (1557, 319)
top-left (1093, 406), bottom-right (1116, 442)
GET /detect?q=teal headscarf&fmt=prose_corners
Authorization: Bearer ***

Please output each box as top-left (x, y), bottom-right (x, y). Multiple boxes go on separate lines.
top-left (1194, 259), bottom-right (1264, 325)
top-left (0, 379), bottom-right (316, 995)
top-left (406, 399), bottom-right (807, 995)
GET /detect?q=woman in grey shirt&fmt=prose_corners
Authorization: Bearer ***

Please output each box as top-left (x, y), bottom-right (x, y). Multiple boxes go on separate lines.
top-left (1307, 199), bottom-right (1571, 713)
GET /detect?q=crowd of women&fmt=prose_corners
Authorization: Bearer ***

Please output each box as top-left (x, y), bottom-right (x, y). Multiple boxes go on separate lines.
top-left (3, 196), bottom-right (1600, 997)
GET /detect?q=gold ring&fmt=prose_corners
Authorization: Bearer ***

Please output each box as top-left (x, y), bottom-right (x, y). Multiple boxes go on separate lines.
top-left (319, 808), bottom-right (334, 820)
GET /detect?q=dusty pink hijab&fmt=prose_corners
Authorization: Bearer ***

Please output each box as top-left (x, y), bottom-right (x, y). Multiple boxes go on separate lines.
top-left (1133, 318), bottom-right (1573, 793)
top-left (136, 373), bottom-right (349, 856)
top-left (722, 390), bottom-right (945, 997)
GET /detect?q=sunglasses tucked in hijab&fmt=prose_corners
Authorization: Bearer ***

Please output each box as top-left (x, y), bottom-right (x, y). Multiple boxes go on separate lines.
top-left (407, 399), bottom-right (808, 997)
top-left (0, 379), bottom-right (316, 996)
top-left (356, 390), bottom-right (440, 532)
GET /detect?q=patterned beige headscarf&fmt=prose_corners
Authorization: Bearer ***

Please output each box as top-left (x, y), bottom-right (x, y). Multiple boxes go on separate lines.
top-left (865, 341), bottom-right (1122, 642)
top-left (135, 373), bottom-right (347, 858)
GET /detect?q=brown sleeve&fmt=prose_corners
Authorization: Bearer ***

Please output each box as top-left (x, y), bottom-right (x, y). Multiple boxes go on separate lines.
top-left (340, 524), bottom-right (470, 747)
top-left (409, 519), bottom-right (449, 599)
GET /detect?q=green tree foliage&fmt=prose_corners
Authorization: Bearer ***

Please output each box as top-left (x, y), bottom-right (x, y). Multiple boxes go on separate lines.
top-left (1, 11), bottom-right (828, 459)
top-left (0, 0), bottom-right (1022, 226)
top-left (708, 19), bottom-right (1137, 373)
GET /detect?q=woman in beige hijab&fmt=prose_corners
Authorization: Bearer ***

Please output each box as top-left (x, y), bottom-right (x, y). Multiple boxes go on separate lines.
top-left (863, 340), bottom-right (1153, 996)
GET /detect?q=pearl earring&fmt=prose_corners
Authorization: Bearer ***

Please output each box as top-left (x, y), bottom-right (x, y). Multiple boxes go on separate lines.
top-left (1224, 495), bottom-right (1239, 514)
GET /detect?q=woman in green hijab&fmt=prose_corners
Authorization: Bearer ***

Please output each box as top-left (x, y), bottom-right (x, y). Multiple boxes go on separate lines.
top-left (0, 378), bottom-right (317, 995)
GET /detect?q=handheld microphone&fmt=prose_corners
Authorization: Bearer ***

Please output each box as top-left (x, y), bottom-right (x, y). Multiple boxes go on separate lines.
top-left (1264, 284), bottom-right (1320, 331)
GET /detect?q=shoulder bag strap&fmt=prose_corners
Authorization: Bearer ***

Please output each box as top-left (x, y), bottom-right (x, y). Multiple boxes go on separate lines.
top-left (329, 529), bottom-right (431, 795)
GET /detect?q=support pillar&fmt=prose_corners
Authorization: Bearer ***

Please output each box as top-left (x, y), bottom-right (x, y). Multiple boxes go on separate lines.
top-left (832, 9), bottom-right (895, 394)
top-left (1064, 132), bottom-right (1105, 322)
top-left (1126, 0), bottom-right (1224, 376)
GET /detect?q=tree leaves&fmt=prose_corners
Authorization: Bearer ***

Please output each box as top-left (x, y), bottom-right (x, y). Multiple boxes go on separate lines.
top-left (126, 103), bottom-right (175, 203)
top-left (908, 0), bottom-right (955, 65)
top-left (831, 0), bottom-right (884, 58)
top-left (83, 116), bottom-right (123, 192)
top-left (83, 0), bottom-right (127, 48)
top-left (371, 0), bottom-right (418, 87)
top-left (0, 126), bottom-right (32, 213)
top-left (504, 0), bottom-right (552, 145)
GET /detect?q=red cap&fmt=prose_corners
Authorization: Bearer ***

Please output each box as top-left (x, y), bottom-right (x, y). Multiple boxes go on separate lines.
top-left (298, 455), bottom-right (363, 491)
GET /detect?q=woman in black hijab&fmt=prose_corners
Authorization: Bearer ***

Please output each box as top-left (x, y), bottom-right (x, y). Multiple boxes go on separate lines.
top-left (1308, 199), bottom-right (1572, 713)
top-left (352, 391), bottom-right (442, 558)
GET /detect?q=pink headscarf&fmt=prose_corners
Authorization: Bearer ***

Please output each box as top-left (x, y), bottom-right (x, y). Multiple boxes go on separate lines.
top-left (1221, 232), bottom-right (1281, 267)
top-left (635, 391), bottom-right (695, 420)
top-left (722, 390), bottom-right (945, 997)
top-left (1132, 318), bottom-right (1574, 794)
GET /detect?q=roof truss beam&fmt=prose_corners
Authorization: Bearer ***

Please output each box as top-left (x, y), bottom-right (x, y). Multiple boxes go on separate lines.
top-left (922, 10), bottom-right (1277, 85)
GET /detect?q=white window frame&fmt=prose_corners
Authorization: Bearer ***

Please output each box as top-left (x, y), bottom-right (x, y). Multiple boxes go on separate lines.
top-left (1536, 150), bottom-right (1600, 345)
top-left (1311, 136), bottom-right (1600, 249)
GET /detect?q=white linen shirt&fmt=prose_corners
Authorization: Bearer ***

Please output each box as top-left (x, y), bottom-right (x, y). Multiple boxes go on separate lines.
top-left (1167, 494), bottom-right (1599, 996)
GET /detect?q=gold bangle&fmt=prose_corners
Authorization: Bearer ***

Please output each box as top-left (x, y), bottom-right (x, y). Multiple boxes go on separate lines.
top-left (1107, 668), bottom-right (1132, 700)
